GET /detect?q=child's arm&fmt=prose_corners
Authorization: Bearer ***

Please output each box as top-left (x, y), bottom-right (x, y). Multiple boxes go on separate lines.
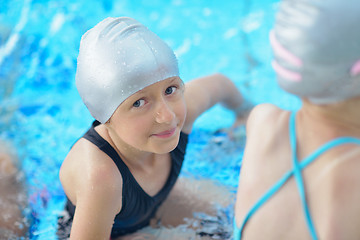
top-left (60, 144), bottom-right (123, 240)
top-left (70, 184), bottom-right (119, 240)
top-left (182, 73), bottom-right (249, 133)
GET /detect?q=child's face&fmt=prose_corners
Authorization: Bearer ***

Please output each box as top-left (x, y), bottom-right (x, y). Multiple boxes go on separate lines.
top-left (108, 77), bottom-right (186, 154)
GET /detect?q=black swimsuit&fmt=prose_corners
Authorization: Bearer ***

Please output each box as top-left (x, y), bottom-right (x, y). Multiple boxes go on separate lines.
top-left (57, 121), bottom-right (189, 238)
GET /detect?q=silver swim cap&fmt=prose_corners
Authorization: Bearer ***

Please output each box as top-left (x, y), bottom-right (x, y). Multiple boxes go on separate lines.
top-left (76, 17), bottom-right (179, 123)
top-left (271, 0), bottom-right (360, 104)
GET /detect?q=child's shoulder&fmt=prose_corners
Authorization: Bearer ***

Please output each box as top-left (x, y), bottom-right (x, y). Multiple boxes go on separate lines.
top-left (60, 137), bottom-right (123, 198)
top-left (246, 103), bottom-right (288, 132)
top-left (65, 138), bottom-right (104, 166)
top-left (249, 103), bottom-right (282, 118)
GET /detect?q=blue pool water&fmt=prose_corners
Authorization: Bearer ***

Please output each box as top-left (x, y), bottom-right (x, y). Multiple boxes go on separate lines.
top-left (0, 0), bottom-right (301, 239)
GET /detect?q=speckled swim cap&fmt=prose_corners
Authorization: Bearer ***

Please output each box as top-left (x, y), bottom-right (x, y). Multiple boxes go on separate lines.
top-left (271, 0), bottom-right (360, 104)
top-left (76, 17), bottom-right (179, 123)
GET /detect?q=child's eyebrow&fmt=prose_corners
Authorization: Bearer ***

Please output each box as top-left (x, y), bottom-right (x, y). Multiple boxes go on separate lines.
top-left (168, 76), bottom-right (181, 83)
top-left (133, 77), bottom-right (181, 96)
top-left (133, 88), bottom-right (147, 95)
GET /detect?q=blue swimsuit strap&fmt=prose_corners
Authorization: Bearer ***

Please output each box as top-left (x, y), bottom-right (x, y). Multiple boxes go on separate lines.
top-left (236, 112), bottom-right (360, 240)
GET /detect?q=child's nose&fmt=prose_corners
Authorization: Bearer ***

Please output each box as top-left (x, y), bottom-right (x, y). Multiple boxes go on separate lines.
top-left (155, 100), bottom-right (175, 124)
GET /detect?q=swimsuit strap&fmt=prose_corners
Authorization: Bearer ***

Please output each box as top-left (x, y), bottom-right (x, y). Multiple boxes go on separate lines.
top-left (236, 112), bottom-right (360, 239)
top-left (82, 121), bottom-right (131, 179)
top-left (289, 112), bottom-right (317, 239)
top-left (289, 112), bottom-right (360, 240)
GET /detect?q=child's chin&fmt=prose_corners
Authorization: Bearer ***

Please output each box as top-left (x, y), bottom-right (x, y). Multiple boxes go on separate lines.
top-left (155, 135), bottom-right (180, 154)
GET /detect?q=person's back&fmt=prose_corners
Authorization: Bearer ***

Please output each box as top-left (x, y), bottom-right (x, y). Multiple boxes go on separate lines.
top-left (234, 0), bottom-right (360, 239)
top-left (235, 101), bottom-right (360, 239)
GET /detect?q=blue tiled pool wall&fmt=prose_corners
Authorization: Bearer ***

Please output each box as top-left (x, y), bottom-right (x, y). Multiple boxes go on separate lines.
top-left (0, 0), bottom-right (302, 239)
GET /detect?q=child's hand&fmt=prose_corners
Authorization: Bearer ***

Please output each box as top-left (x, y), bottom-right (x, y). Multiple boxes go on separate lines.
top-left (212, 98), bottom-right (253, 143)
top-left (232, 98), bottom-right (255, 128)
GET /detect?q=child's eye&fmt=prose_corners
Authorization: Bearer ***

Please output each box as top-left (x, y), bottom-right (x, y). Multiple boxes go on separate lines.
top-left (165, 86), bottom-right (177, 95)
top-left (133, 99), bottom-right (146, 108)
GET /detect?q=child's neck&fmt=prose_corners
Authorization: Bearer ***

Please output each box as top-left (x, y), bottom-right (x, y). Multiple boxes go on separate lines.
top-left (104, 125), bottom-right (158, 170)
top-left (300, 97), bottom-right (360, 138)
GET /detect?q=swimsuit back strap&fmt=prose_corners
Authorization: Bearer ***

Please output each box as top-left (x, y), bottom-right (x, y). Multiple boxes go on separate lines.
top-left (289, 112), bottom-right (360, 240)
top-left (289, 112), bottom-right (318, 240)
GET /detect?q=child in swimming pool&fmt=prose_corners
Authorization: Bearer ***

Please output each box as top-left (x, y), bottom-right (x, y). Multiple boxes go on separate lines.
top-left (58, 17), bottom-right (248, 240)
top-left (234, 0), bottom-right (360, 239)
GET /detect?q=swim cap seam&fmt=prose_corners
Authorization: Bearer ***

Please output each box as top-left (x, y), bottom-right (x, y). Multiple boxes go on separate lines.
top-left (108, 24), bottom-right (146, 43)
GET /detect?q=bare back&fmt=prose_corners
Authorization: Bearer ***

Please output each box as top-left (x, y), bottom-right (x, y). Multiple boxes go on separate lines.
top-left (235, 103), bottom-right (360, 240)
